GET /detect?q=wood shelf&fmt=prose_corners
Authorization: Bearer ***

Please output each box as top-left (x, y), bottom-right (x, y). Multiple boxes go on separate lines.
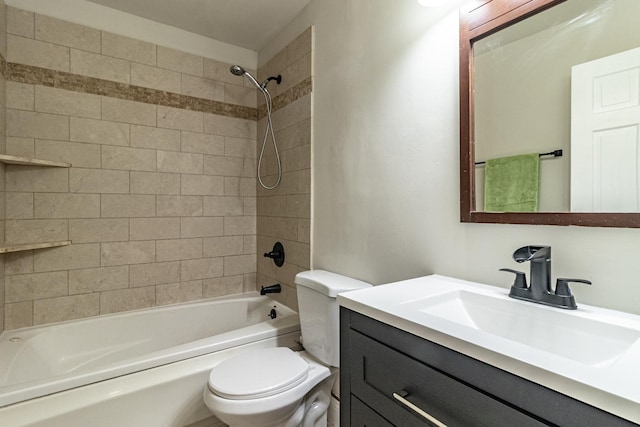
top-left (0, 241), bottom-right (72, 254)
top-left (0, 154), bottom-right (71, 168)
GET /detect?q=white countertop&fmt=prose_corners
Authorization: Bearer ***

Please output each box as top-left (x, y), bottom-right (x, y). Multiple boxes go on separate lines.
top-left (338, 274), bottom-right (640, 424)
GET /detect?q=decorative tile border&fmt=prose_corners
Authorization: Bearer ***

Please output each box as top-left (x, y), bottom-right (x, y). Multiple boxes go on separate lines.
top-left (0, 54), bottom-right (312, 122)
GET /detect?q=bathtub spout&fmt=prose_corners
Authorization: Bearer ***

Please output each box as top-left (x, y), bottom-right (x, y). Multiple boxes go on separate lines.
top-left (260, 284), bottom-right (282, 295)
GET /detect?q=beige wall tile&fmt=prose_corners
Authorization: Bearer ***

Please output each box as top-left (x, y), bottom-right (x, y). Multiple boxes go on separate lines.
top-left (6, 271), bottom-right (68, 303)
top-left (157, 150), bottom-right (203, 174)
top-left (287, 27), bottom-right (312, 66)
top-left (282, 240), bottom-right (310, 269)
top-left (101, 145), bottom-right (157, 171)
top-left (298, 219), bottom-right (311, 244)
top-left (70, 117), bottom-right (130, 146)
top-left (203, 275), bottom-right (243, 298)
top-left (181, 74), bottom-right (224, 101)
top-left (180, 217), bottom-right (223, 238)
top-left (35, 86), bottom-right (101, 119)
top-left (6, 192), bottom-right (33, 219)
top-left (130, 261), bottom-right (180, 287)
top-left (286, 194), bottom-right (311, 219)
top-left (203, 196), bottom-right (243, 216)
top-left (5, 251), bottom-right (34, 275)
top-left (156, 281), bottom-right (202, 306)
top-left (7, 109), bottom-right (69, 140)
top-left (35, 14), bottom-right (100, 53)
top-left (131, 125), bottom-right (180, 151)
top-left (101, 241), bottom-right (156, 266)
top-left (69, 265), bottom-right (129, 294)
top-left (283, 144), bottom-right (311, 172)
top-left (35, 139), bottom-right (101, 168)
top-left (7, 7), bottom-right (34, 38)
top-left (203, 58), bottom-right (238, 85)
top-left (8, 34), bottom-right (70, 72)
top-left (131, 63), bottom-right (181, 93)
top-left (225, 137), bottom-right (256, 158)
top-left (204, 155), bottom-right (244, 177)
top-left (69, 218), bottom-right (129, 243)
top-left (243, 197), bottom-right (256, 216)
top-left (130, 217), bottom-right (180, 240)
top-left (70, 49), bottom-right (131, 84)
top-left (157, 195), bottom-right (203, 217)
top-left (243, 235), bottom-right (256, 254)
top-left (157, 46), bottom-right (203, 76)
top-left (6, 166), bottom-right (68, 193)
top-left (273, 95), bottom-right (311, 132)
top-left (204, 113), bottom-right (257, 139)
top-left (203, 236), bottom-right (243, 257)
top-left (279, 53), bottom-right (312, 94)
top-left (224, 83), bottom-right (257, 108)
top-left (33, 243), bottom-right (100, 272)
top-left (100, 286), bottom-right (155, 314)
top-left (102, 32), bottom-right (156, 66)
top-left (34, 193), bottom-right (100, 218)
top-left (224, 216), bottom-right (256, 236)
top-left (7, 137), bottom-right (35, 158)
top-left (157, 106), bottom-right (203, 132)
top-left (156, 238), bottom-right (202, 262)
top-left (181, 131), bottom-right (224, 155)
top-left (34, 293), bottom-right (100, 325)
top-left (6, 82), bottom-right (34, 111)
top-left (5, 301), bottom-right (33, 330)
top-left (130, 171), bottom-right (180, 195)
top-left (180, 258), bottom-right (223, 281)
top-left (223, 254), bottom-right (255, 276)
top-left (224, 177), bottom-right (256, 197)
top-left (101, 194), bottom-right (155, 217)
top-left (70, 168), bottom-right (129, 193)
top-left (102, 97), bottom-right (156, 126)
top-left (181, 174), bottom-right (224, 196)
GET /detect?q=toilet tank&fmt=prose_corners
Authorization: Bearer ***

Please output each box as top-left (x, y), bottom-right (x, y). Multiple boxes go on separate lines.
top-left (295, 270), bottom-right (371, 367)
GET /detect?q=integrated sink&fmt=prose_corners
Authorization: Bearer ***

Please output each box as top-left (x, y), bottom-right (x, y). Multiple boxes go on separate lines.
top-left (419, 290), bottom-right (640, 368)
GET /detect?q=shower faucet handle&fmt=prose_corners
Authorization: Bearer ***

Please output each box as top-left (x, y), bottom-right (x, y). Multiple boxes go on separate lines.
top-left (263, 242), bottom-right (285, 267)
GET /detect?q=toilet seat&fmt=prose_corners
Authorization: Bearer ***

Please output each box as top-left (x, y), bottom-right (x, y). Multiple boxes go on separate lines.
top-left (208, 347), bottom-right (310, 400)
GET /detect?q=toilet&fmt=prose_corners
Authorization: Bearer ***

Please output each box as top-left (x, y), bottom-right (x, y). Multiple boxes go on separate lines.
top-left (203, 270), bottom-right (371, 427)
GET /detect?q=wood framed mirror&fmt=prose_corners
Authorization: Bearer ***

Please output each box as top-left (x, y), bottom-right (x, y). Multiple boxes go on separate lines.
top-left (459, 0), bottom-right (640, 227)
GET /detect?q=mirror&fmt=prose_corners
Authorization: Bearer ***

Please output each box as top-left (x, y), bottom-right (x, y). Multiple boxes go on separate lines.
top-left (460, 0), bottom-right (640, 227)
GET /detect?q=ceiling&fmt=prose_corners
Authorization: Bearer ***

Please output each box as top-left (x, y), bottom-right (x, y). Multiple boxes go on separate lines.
top-left (85, 0), bottom-right (311, 51)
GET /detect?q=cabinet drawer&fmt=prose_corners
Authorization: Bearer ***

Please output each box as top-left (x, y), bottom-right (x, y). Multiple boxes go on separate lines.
top-left (351, 395), bottom-right (395, 427)
top-left (349, 330), bottom-right (548, 427)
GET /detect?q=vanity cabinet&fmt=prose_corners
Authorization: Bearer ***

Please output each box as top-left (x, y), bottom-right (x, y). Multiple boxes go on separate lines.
top-left (340, 308), bottom-right (638, 427)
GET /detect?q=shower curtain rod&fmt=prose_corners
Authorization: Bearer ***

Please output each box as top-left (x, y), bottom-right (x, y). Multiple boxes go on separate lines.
top-left (475, 149), bottom-right (563, 166)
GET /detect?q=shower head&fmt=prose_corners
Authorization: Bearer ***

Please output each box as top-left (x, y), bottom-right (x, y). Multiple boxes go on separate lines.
top-left (229, 65), bottom-right (263, 91)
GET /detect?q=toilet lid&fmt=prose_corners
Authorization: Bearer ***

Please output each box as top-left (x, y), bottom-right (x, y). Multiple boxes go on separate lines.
top-left (208, 347), bottom-right (310, 400)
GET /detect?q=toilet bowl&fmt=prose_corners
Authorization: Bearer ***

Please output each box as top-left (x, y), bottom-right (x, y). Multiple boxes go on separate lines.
top-left (202, 270), bottom-right (371, 427)
top-left (203, 348), bottom-right (334, 427)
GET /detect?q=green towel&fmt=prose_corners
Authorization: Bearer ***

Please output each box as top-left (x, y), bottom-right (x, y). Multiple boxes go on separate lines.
top-left (484, 153), bottom-right (540, 212)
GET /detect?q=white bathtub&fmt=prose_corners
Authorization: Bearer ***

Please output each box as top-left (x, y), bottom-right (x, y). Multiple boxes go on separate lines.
top-left (0, 293), bottom-right (301, 427)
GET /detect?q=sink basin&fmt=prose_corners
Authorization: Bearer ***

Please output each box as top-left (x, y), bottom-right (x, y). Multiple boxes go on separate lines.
top-left (419, 290), bottom-right (640, 367)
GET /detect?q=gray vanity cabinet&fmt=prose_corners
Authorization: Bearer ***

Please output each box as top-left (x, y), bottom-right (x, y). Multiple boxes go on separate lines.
top-left (340, 308), bottom-right (638, 427)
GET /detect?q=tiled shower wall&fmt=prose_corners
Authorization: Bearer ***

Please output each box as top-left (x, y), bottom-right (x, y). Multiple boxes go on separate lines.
top-left (2, 7), bottom-right (260, 330)
top-left (256, 28), bottom-right (312, 310)
top-left (0, 1), bottom-right (6, 333)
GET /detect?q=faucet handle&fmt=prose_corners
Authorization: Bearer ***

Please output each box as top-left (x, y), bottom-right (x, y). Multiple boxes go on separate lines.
top-left (555, 278), bottom-right (591, 296)
top-left (499, 268), bottom-right (527, 289)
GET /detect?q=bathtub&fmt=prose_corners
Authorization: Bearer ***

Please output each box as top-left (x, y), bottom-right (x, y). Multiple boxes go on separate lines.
top-left (0, 293), bottom-right (301, 427)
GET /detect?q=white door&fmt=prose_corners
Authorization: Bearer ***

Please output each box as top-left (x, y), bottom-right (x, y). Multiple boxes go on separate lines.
top-left (571, 47), bottom-right (640, 212)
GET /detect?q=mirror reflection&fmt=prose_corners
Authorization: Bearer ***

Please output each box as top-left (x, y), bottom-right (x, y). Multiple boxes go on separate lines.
top-left (473, 0), bottom-right (640, 213)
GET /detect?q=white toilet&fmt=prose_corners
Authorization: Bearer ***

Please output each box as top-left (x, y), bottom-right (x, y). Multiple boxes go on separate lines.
top-left (203, 270), bottom-right (371, 427)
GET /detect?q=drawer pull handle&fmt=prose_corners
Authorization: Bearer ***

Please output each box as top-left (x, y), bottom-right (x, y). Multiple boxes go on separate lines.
top-left (393, 390), bottom-right (447, 427)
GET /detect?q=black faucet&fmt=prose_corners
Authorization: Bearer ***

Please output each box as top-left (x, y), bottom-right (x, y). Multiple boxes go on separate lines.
top-left (501, 245), bottom-right (591, 310)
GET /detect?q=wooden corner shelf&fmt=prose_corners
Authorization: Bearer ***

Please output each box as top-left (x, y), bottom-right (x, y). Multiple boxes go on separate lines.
top-left (0, 241), bottom-right (72, 254)
top-left (0, 154), bottom-right (71, 168)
